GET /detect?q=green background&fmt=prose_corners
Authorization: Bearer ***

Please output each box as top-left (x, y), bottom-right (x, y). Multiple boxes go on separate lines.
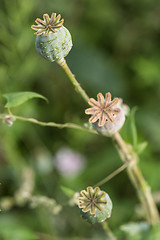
top-left (0, 0), bottom-right (160, 239)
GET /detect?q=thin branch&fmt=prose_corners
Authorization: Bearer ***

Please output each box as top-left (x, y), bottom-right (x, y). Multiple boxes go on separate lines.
top-left (13, 115), bottom-right (97, 134)
top-left (102, 221), bottom-right (117, 240)
top-left (60, 62), bottom-right (89, 103)
top-left (93, 162), bottom-right (129, 188)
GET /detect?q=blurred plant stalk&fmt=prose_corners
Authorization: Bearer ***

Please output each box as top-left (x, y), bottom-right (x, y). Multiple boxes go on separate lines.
top-left (0, 167), bottom-right (62, 215)
top-left (102, 221), bottom-right (117, 240)
top-left (112, 132), bottom-right (160, 226)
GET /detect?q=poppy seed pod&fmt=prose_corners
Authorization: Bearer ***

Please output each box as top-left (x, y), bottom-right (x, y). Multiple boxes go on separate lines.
top-left (93, 107), bottom-right (125, 136)
top-left (85, 92), bottom-right (125, 136)
top-left (31, 13), bottom-right (72, 65)
top-left (78, 186), bottom-right (112, 224)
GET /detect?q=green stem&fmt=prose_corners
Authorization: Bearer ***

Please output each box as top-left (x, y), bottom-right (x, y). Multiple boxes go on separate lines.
top-left (13, 115), bottom-right (97, 134)
top-left (102, 221), bottom-right (117, 240)
top-left (94, 162), bottom-right (129, 188)
top-left (60, 61), bottom-right (89, 103)
top-left (112, 132), bottom-right (160, 226)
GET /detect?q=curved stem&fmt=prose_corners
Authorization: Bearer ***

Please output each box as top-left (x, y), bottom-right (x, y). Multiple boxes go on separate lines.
top-left (112, 132), bottom-right (160, 226)
top-left (13, 115), bottom-right (97, 134)
top-left (94, 162), bottom-right (129, 188)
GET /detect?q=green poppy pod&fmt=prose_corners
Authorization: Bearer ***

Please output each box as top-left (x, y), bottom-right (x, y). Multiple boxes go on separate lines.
top-left (78, 186), bottom-right (112, 224)
top-left (31, 13), bottom-right (72, 65)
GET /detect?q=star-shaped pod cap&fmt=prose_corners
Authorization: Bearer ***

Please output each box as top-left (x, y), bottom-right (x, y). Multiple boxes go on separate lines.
top-left (31, 13), bottom-right (64, 36)
top-left (85, 92), bottom-right (125, 136)
top-left (78, 186), bottom-right (112, 224)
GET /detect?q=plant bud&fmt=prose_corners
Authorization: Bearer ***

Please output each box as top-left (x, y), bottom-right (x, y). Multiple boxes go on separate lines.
top-left (2, 114), bottom-right (15, 127)
top-left (31, 13), bottom-right (72, 65)
top-left (78, 186), bottom-right (112, 224)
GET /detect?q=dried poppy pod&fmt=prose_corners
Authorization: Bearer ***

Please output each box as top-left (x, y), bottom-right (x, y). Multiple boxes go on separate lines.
top-left (85, 92), bottom-right (125, 136)
top-left (78, 186), bottom-right (112, 224)
top-left (31, 13), bottom-right (72, 65)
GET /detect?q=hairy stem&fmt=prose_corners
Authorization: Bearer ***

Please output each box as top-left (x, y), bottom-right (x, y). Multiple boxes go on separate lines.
top-left (60, 61), bottom-right (89, 103)
top-left (112, 132), bottom-right (160, 226)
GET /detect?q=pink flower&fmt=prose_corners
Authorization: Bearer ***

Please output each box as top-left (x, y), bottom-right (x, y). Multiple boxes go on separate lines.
top-left (54, 147), bottom-right (86, 178)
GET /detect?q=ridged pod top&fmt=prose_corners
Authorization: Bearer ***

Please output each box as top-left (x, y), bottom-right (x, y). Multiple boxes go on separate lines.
top-left (85, 92), bottom-right (121, 127)
top-left (31, 13), bottom-right (64, 36)
top-left (78, 186), bottom-right (113, 224)
top-left (78, 186), bottom-right (107, 215)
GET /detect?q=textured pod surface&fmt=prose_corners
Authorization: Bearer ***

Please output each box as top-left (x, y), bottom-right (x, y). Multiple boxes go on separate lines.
top-left (92, 107), bottom-right (125, 136)
top-left (78, 186), bottom-right (112, 224)
top-left (35, 26), bottom-right (72, 64)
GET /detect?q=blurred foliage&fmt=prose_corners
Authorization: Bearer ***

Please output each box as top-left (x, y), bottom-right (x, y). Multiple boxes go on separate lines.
top-left (0, 0), bottom-right (160, 239)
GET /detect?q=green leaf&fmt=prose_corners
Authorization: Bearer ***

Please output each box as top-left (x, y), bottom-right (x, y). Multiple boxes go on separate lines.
top-left (3, 91), bottom-right (48, 108)
top-left (130, 107), bottom-right (138, 147)
top-left (60, 185), bottom-right (75, 198)
top-left (120, 107), bottom-right (138, 146)
top-left (134, 141), bottom-right (148, 155)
